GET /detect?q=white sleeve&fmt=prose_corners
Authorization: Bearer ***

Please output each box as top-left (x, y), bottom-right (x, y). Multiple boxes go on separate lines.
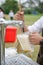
top-left (2, 12), bottom-right (4, 18)
top-left (28, 16), bottom-right (43, 33)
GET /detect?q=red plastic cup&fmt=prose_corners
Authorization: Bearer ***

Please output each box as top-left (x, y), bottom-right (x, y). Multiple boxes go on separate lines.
top-left (4, 26), bottom-right (17, 43)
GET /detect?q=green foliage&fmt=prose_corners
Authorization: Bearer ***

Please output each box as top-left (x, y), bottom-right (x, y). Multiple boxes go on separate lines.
top-left (39, 2), bottom-right (43, 13)
top-left (34, 2), bottom-right (43, 13)
top-left (24, 9), bottom-right (31, 14)
top-left (2, 0), bottom-right (19, 14)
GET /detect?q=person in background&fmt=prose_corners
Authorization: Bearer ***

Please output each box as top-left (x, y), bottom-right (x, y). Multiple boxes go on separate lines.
top-left (9, 10), bottom-right (14, 20)
top-left (0, 7), bottom-right (5, 19)
top-left (14, 11), bottom-right (43, 65)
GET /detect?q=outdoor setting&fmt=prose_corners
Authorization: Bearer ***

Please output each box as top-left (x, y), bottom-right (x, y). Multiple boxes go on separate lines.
top-left (0, 0), bottom-right (43, 65)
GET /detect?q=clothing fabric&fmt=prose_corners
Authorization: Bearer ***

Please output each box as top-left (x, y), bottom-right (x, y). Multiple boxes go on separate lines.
top-left (9, 11), bottom-right (14, 17)
top-left (28, 16), bottom-right (43, 33)
top-left (0, 11), bottom-right (4, 18)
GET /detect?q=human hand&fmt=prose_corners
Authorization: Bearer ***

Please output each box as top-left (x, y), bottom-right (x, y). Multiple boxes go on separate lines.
top-left (14, 11), bottom-right (24, 21)
top-left (29, 32), bottom-right (43, 45)
top-left (23, 26), bottom-right (29, 32)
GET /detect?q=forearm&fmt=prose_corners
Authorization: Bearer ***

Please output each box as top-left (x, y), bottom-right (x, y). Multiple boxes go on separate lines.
top-left (28, 17), bottom-right (43, 33)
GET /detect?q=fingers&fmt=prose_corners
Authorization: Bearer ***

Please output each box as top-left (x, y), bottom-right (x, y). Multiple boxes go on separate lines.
top-left (29, 32), bottom-right (40, 45)
top-left (29, 35), bottom-right (35, 42)
top-left (29, 33), bottom-right (36, 44)
top-left (14, 11), bottom-right (24, 21)
top-left (17, 11), bottom-right (24, 15)
top-left (14, 14), bottom-right (21, 20)
top-left (29, 33), bottom-right (35, 38)
top-left (29, 32), bottom-right (38, 37)
top-left (24, 26), bottom-right (28, 32)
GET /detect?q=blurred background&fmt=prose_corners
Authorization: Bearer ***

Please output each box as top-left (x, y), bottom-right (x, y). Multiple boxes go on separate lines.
top-left (0, 0), bottom-right (43, 62)
top-left (0, 0), bottom-right (43, 14)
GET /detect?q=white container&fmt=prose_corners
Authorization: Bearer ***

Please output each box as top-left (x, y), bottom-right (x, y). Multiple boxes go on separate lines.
top-left (17, 33), bottom-right (34, 52)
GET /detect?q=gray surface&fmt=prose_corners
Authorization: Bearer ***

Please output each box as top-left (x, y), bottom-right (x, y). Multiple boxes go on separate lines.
top-left (5, 54), bottom-right (39, 65)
